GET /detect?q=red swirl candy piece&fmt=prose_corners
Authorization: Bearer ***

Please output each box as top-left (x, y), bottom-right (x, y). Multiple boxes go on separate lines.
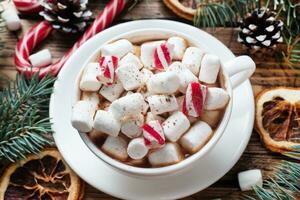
top-left (182, 82), bottom-right (208, 117)
top-left (97, 55), bottom-right (119, 85)
top-left (142, 120), bottom-right (165, 149)
top-left (153, 43), bottom-right (172, 71)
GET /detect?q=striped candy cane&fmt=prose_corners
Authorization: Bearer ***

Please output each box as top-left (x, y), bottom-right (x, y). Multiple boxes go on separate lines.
top-left (15, 0), bottom-right (127, 78)
top-left (13, 0), bottom-right (43, 14)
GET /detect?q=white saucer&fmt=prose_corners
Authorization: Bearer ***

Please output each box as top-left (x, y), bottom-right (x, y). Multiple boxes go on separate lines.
top-left (50, 20), bottom-right (255, 200)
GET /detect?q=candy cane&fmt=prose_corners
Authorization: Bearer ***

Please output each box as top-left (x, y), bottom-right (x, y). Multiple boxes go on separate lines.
top-left (15, 21), bottom-right (53, 77)
top-left (13, 0), bottom-right (43, 14)
top-left (15, 0), bottom-right (127, 78)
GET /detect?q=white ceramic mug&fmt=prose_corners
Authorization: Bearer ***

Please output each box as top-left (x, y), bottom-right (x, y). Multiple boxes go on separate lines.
top-left (74, 28), bottom-right (255, 177)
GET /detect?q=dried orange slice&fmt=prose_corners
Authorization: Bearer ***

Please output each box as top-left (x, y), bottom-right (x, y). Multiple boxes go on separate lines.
top-left (256, 87), bottom-right (300, 159)
top-left (163, 0), bottom-right (196, 20)
top-left (0, 149), bottom-right (84, 200)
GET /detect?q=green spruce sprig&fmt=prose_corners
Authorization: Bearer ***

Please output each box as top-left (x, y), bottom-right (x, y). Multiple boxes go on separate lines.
top-left (0, 72), bottom-right (56, 162)
top-left (193, 0), bottom-right (256, 28)
top-left (244, 161), bottom-right (300, 200)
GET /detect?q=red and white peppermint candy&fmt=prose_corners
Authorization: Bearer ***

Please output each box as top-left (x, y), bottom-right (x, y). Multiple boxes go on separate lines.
top-left (96, 55), bottom-right (118, 85)
top-left (153, 43), bottom-right (173, 71)
top-left (182, 82), bottom-right (208, 117)
top-left (13, 0), bottom-right (43, 14)
top-left (143, 120), bottom-right (165, 149)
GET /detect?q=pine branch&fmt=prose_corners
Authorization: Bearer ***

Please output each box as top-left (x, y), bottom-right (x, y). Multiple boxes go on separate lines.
top-left (193, 0), bottom-right (256, 28)
top-left (243, 161), bottom-right (300, 200)
top-left (283, 35), bottom-right (300, 68)
top-left (0, 72), bottom-right (56, 162)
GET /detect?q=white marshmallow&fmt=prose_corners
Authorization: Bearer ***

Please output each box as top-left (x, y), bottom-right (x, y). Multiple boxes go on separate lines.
top-left (238, 169), bottom-right (263, 191)
top-left (167, 62), bottom-right (198, 93)
top-left (116, 63), bottom-right (143, 90)
top-left (148, 143), bottom-right (183, 167)
top-left (102, 136), bottom-right (128, 161)
top-left (80, 63), bottom-right (102, 91)
top-left (162, 111), bottom-right (190, 142)
top-left (140, 40), bottom-right (165, 69)
top-left (147, 94), bottom-right (178, 115)
top-left (109, 93), bottom-right (145, 120)
top-left (167, 36), bottom-right (187, 60)
top-left (182, 47), bottom-right (205, 75)
top-left (142, 120), bottom-right (165, 149)
top-left (199, 54), bottom-right (221, 84)
top-left (180, 121), bottom-right (213, 154)
top-left (127, 138), bottom-right (149, 160)
top-left (204, 87), bottom-right (230, 110)
top-left (101, 39), bottom-right (133, 58)
top-left (146, 112), bottom-right (165, 123)
top-left (121, 114), bottom-right (144, 138)
top-left (147, 71), bottom-right (180, 94)
top-left (182, 82), bottom-right (208, 117)
top-left (99, 79), bottom-right (124, 102)
top-left (200, 110), bottom-right (223, 128)
top-left (71, 100), bottom-right (96, 133)
top-left (93, 110), bottom-right (121, 137)
top-left (29, 49), bottom-right (52, 68)
top-left (141, 68), bottom-right (153, 83)
top-left (119, 52), bottom-right (143, 69)
top-left (1, 9), bottom-right (21, 31)
top-left (81, 92), bottom-right (100, 109)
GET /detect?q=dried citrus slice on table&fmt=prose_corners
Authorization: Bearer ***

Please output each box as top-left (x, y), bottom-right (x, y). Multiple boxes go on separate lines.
top-left (0, 149), bottom-right (84, 199)
top-left (163, 0), bottom-right (197, 20)
top-left (256, 88), bottom-right (300, 159)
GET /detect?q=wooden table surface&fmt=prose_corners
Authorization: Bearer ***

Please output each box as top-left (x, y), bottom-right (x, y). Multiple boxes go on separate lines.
top-left (1, 0), bottom-right (299, 199)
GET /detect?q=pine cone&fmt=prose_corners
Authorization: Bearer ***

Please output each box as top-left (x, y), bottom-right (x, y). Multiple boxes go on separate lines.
top-left (238, 8), bottom-right (283, 50)
top-left (40, 0), bottom-right (93, 34)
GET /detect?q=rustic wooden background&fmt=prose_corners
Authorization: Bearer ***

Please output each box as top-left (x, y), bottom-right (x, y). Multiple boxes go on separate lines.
top-left (0, 0), bottom-right (299, 199)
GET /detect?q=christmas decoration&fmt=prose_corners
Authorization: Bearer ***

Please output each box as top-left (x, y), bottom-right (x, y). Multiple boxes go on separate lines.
top-left (14, 0), bottom-right (139, 79)
top-left (12, 0), bottom-right (43, 14)
top-left (15, 21), bottom-right (53, 78)
top-left (0, 72), bottom-right (56, 162)
top-left (255, 87), bottom-right (300, 160)
top-left (238, 8), bottom-right (283, 50)
top-left (40, 0), bottom-right (93, 34)
top-left (0, 149), bottom-right (84, 199)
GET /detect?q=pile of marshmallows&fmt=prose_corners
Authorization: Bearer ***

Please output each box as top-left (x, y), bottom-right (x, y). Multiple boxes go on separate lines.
top-left (71, 36), bottom-right (230, 167)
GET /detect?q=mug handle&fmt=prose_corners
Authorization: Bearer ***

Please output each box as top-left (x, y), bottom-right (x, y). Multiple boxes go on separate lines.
top-left (223, 55), bottom-right (256, 89)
